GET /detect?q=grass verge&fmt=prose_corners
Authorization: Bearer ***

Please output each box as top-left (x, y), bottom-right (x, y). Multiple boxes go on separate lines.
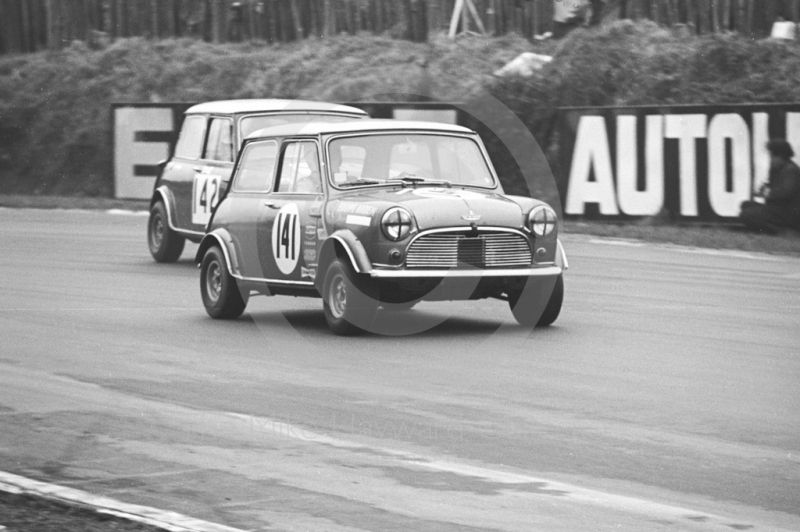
top-left (2, 194), bottom-right (797, 258)
top-left (565, 221), bottom-right (800, 257)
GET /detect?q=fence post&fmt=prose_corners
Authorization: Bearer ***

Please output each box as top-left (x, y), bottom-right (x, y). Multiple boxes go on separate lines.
top-left (289, 0), bottom-right (303, 38)
top-left (46, 0), bottom-right (60, 49)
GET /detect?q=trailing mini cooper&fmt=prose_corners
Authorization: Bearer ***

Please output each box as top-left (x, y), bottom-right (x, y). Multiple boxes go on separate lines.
top-left (147, 99), bottom-right (368, 262)
top-left (196, 120), bottom-right (567, 335)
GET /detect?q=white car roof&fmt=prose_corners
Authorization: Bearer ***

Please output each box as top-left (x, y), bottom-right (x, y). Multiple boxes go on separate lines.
top-left (246, 119), bottom-right (474, 140)
top-left (185, 99), bottom-right (368, 116)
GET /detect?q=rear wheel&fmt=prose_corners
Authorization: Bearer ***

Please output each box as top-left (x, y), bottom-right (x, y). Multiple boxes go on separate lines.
top-left (508, 275), bottom-right (564, 328)
top-left (322, 258), bottom-right (378, 335)
top-left (200, 246), bottom-right (247, 319)
top-left (148, 200), bottom-right (185, 263)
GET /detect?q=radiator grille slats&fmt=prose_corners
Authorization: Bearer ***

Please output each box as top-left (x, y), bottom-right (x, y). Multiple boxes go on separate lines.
top-left (406, 231), bottom-right (531, 269)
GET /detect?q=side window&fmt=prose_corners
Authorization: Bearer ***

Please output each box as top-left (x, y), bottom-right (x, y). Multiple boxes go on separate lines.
top-left (174, 116), bottom-right (207, 160)
top-left (233, 140), bottom-right (278, 192)
top-left (204, 117), bottom-right (233, 162)
top-left (276, 142), bottom-right (321, 194)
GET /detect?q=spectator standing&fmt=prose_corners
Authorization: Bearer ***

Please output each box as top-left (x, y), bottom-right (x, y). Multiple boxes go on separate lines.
top-left (552, 0), bottom-right (603, 38)
top-left (739, 139), bottom-right (800, 234)
top-left (552, 0), bottom-right (589, 38)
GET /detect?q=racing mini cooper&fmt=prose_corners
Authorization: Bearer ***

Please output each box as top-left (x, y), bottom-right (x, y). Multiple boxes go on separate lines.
top-left (147, 99), bottom-right (368, 262)
top-left (196, 120), bottom-right (567, 335)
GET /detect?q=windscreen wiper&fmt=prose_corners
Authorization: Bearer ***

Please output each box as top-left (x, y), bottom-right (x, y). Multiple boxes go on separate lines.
top-left (388, 175), bottom-right (452, 188)
top-left (337, 178), bottom-right (384, 187)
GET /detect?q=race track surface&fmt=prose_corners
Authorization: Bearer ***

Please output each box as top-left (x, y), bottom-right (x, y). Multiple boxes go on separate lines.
top-left (0, 208), bottom-right (798, 532)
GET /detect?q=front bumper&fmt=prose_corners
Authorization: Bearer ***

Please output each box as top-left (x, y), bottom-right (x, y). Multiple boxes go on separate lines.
top-left (369, 266), bottom-right (562, 279)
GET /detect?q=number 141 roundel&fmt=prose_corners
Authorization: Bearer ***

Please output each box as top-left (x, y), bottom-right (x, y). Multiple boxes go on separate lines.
top-left (272, 204), bottom-right (301, 275)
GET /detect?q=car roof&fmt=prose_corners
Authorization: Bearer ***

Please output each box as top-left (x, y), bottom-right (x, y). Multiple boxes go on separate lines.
top-left (185, 99), bottom-right (368, 116)
top-left (245, 119), bottom-right (474, 140)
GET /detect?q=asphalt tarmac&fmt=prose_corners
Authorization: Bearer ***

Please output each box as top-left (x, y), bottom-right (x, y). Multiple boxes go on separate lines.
top-left (0, 208), bottom-right (798, 532)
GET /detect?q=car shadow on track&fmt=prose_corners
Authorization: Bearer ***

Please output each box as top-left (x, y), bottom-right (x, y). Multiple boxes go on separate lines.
top-left (245, 308), bottom-right (551, 340)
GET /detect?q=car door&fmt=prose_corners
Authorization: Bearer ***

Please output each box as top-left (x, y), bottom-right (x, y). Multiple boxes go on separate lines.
top-left (162, 114), bottom-right (206, 231)
top-left (189, 116), bottom-right (235, 232)
top-left (224, 139), bottom-right (279, 280)
top-left (258, 139), bottom-right (324, 285)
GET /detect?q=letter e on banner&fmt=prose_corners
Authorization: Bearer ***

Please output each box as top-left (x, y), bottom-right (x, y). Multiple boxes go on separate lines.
top-left (707, 114), bottom-right (750, 217)
top-left (114, 107), bottom-right (174, 199)
top-left (566, 116), bottom-right (619, 215)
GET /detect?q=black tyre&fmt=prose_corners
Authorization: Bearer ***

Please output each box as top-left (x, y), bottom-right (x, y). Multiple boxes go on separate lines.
top-left (200, 246), bottom-right (247, 319)
top-left (508, 274), bottom-right (564, 328)
top-left (322, 258), bottom-right (378, 335)
top-left (148, 201), bottom-right (185, 263)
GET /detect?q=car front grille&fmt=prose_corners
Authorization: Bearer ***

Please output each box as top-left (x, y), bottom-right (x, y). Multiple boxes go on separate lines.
top-left (406, 231), bottom-right (532, 269)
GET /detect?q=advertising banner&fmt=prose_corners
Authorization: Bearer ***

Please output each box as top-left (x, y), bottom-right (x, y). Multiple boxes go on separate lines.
top-left (558, 105), bottom-right (800, 220)
top-left (112, 102), bottom-right (460, 200)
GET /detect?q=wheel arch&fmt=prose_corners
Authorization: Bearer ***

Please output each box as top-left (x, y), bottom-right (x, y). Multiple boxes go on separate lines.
top-left (151, 186), bottom-right (178, 230)
top-left (314, 231), bottom-right (371, 293)
top-left (196, 230), bottom-right (238, 276)
top-left (555, 238), bottom-right (569, 270)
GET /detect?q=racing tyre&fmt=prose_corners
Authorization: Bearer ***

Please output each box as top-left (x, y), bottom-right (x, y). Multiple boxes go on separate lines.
top-left (148, 201), bottom-right (185, 263)
top-left (322, 258), bottom-right (378, 335)
top-left (508, 274), bottom-right (564, 328)
top-left (200, 246), bottom-right (247, 319)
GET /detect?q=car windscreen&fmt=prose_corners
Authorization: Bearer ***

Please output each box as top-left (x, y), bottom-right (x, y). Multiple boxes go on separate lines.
top-left (239, 114), bottom-right (363, 141)
top-left (327, 134), bottom-right (495, 188)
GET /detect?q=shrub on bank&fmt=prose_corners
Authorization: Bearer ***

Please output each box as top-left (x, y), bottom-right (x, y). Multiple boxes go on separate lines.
top-left (2, 21), bottom-right (800, 197)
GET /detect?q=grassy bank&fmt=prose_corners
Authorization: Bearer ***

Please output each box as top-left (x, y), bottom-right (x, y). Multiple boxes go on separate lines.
top-left (0, 33), bottom-right (535, 197)
top-left (3, 22), bottom-right (800, 199)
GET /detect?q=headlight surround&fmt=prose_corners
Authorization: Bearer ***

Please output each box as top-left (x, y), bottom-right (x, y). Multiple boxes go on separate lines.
top-left (528, 205), bottom-right (557, 237)
top-left (381, 207), bottom-right (414, 241)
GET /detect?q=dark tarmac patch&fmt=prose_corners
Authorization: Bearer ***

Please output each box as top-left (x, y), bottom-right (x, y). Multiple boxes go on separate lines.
top-left (0, 490), bottom-right (164, 532)
top-left (379, 466), bottom-right (569, 497)
top-left (726, 525), bottom-right (754, 530)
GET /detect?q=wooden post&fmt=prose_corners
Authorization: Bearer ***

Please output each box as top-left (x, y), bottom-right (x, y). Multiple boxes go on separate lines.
top-left (149, 0), bottom-right (159, 37)
top-left (522, 0), bottom-right (531, 38)
top-left (289, 0), bottom-right (303, 38)
top-left (46, 0), bottom-right (60, 49)
top-left (1, 0), bottom-right (19, 54)
top-left (30, 0), bottom-right (40, 49)
top-left (321, 0), bottom-right (331, 35)
top-left (19, 0), bottom-right (32, 52)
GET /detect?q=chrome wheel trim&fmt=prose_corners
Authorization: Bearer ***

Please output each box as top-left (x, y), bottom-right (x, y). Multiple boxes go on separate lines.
top-left (150, 213), bottom-right (164, 249)
top-left (206, 259), bottom-right (222, 303)
top-left (328, 273), bottom-right (347, 319)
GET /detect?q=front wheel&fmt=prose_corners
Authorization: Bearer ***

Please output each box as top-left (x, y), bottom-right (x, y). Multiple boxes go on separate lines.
top-left (200, 246), bottom-right (247, 319)
top-left (148, 200), bottom-right (185, 263)
top-left (508, 275), bottom-right (564, 328)
top-left (322, 258), bottom-right (378, 335)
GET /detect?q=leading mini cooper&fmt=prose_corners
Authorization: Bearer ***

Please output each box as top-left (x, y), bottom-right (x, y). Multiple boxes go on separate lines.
top-left (147, 99), bottom-right (368, 262)
top-left (196, 120), bottom-right (567, 335)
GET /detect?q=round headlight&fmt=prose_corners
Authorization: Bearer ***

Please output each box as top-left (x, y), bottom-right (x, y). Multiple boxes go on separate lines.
top-left (381, 207), bottom-right (414, 241)
top-left (529, 206), bottom-right (557, 237)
